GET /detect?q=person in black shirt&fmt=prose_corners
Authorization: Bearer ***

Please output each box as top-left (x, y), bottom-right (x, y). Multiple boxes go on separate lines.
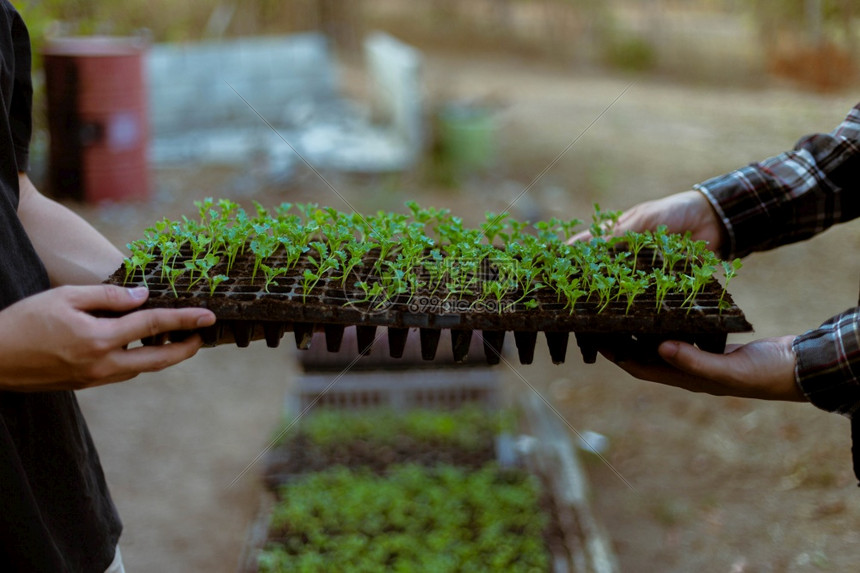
top-left (0, 2), bottom-right (216, 570)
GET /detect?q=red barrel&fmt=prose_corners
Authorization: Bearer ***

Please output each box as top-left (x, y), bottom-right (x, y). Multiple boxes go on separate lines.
top-left (42, 37), bottom-right (149, 203)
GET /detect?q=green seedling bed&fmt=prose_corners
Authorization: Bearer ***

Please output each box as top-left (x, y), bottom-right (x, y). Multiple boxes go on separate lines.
top-left (249, 407), bottom-right (556, 572)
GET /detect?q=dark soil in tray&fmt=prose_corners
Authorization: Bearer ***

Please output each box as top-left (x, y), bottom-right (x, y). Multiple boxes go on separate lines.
top-left (262, 432), bottom-right (497, 490)
top-left (106, 247), bottom-right (752, 365)
top-left (262, 406), bottom-right (505, 487)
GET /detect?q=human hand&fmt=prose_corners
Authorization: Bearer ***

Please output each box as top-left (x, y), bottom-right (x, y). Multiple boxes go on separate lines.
top-left (603, 335), bottom-right (805, 402)
top-left (0, 285), bottom-right (216, 391)
top-left (570, 190), bottom-right (727, 253)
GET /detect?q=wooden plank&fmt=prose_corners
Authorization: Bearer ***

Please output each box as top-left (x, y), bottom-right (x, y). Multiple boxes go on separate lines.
top-left (520, 391), bottom-right (618, 573)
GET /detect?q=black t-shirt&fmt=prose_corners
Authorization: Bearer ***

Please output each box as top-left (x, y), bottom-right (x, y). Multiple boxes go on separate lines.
top-left (0, 2), bottom-right (122, 571)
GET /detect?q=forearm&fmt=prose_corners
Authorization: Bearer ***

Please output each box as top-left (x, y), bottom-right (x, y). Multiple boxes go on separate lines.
top-left (16, 174), bottom-right (123, 286)
top-left (696, 103), bottom-right (860, 258)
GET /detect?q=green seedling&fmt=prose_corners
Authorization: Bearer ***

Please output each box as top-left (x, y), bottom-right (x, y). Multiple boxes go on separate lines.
top-left (118, 201), bottom-right (741, 323)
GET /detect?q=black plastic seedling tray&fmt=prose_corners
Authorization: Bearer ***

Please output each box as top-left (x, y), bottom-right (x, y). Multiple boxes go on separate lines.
top-left (106, 249), bottom-right (752, 365)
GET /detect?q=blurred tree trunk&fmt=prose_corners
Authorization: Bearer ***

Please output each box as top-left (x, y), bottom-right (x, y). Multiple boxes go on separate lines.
top-left (488, 0), bottom-right (514, 38)
top-left (204, 2), bottom-right (236, 39)
top-left (837, 0), bottom-right (857, 56)
top-left (317, 0), bottom-right (361, 51)
top-left (646, 0), bottom-right (663, 44)
top-left (806, 0), bottom-right (823, 44)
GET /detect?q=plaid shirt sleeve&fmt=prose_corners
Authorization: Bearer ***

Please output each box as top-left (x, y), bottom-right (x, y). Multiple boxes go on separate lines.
top-left (793, 310), bottom-right (860, 482)
top-left (793, 310), bottom-right (860, 418)
top-left (695, 103), bottom-right (860, 259)
top-left (695, 104), bottom-right (860, 480)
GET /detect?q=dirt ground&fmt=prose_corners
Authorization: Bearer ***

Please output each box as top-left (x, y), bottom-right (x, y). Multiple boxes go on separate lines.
top-left (69, 51), bottom-right (860, 572)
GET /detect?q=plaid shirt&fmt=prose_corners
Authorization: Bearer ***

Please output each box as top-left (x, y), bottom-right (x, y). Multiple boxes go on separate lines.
top-left (696, 103), bottom-right (860, 479)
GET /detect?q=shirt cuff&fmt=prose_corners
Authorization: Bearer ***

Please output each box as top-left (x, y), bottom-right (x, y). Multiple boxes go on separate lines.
top-left (693, 168), bottom-right (767, 260)
top-left (793, 308), bottom-right (860, 419)
top-left (694, 184), bottom-right (736, 260)
top-left (14, 143), bottom-right (29, 173)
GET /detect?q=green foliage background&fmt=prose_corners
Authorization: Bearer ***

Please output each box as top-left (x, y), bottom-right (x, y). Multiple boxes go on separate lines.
top-left (15, 0), bottom-right (342, 46)
top-left (15, 1), bottom-right (858, 63)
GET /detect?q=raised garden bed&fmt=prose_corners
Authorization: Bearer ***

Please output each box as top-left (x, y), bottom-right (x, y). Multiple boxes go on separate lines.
top-left (257, 464), bottom-right (550, 572)
top-left (106, 200), bottom-right (752, 364)
top-left (262, 406), bottom-right (509, 485)
top-left (242, 405), bottom-right (608, 573)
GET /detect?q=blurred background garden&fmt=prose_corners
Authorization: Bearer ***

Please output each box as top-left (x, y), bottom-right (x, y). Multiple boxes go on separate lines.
top-left (15, 1), bottom-right (860, 571)
top-left (18, 0), bottom-right (860, 211)
top-left (18, 0), bottom-right (860, 89)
